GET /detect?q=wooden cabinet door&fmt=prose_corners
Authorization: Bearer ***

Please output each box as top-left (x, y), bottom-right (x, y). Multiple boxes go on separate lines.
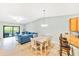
top-left (78, 18), bottom-right (79, 31)
top-left (70, 18), bottom-right (76, 31)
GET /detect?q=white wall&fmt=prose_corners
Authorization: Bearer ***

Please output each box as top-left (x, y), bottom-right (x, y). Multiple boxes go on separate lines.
top-left (25, 14), bottom-right (79, 42)
top-left (0, 22), bottom-right (24, 39)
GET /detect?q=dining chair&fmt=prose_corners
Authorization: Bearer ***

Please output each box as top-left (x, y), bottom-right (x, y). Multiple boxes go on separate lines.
top-left (30, 38), bottom-right (37, 55)
top-left (59, 33), bottom-right (71, 56)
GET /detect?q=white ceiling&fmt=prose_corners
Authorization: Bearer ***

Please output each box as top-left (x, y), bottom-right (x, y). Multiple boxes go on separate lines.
top-left (0, 3), bottom-right (79, 24)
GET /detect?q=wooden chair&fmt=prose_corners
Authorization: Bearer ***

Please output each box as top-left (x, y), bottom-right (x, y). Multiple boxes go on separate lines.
top-left (30, 38), bottom-right (43, 55)
top-left (30, 38), bottom-right (38, 55)
top-left (59, 34), bottom-right (71, 56)
top-left (44, 40), bottom-right (50, 55)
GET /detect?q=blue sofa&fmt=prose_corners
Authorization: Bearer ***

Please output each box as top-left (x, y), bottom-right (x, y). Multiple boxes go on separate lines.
top-left (25, 32), bottom-right (38, 37)
top-left (16, 32), bottom-right (38, 44)
top-left (17, 35), bottom-right (31, 44)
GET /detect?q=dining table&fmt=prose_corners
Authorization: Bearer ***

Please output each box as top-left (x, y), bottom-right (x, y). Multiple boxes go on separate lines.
top-left (31, 36), bottom-right (52, 55)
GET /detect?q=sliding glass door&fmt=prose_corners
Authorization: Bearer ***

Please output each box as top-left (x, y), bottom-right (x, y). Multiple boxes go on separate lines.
top-left (13, 27), bottom-right (20, 36)
top-left (3, 26), bottom-right (13, 38)
top-left (3, 26), bottom-right (20, 38)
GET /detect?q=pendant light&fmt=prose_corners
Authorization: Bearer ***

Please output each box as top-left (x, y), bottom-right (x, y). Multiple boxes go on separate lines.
top-left (41, 9), bottom-right (48, 27)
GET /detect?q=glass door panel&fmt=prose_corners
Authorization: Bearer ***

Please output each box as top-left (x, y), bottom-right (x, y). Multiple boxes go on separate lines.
top-left (3, 26), bottom-right (13, 38)
top-left (13, 27), bottom-right (20, 36)
top-left (3, 26), bottom-right (20, 38)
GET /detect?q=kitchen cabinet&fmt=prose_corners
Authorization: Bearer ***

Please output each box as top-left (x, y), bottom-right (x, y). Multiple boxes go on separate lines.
top-left (69, 17), bottom-right (79, 32)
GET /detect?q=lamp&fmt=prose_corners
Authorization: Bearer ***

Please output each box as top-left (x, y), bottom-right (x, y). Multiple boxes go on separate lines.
top-left (40, 9), bottom-right (48, 27)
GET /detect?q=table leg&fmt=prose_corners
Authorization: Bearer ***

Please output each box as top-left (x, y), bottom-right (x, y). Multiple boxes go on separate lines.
top-left (45, 45), bottom-right (47, 55)
top-left (40, 44), bottom-right (43, 56)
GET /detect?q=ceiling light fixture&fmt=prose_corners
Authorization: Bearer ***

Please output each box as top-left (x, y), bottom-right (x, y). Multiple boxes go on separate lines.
top-left (41, 9), bottom-right (48, 27)
top-left (41, 24), bottom-right (48, 27)
top-left (9, 16), bottom-right (23, 23)
top-left (16, 17), bottom-right (23, 23)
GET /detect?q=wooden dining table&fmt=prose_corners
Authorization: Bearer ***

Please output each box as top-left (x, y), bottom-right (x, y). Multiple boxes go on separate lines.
top-left (31, 36), bottom-right (51, 55)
